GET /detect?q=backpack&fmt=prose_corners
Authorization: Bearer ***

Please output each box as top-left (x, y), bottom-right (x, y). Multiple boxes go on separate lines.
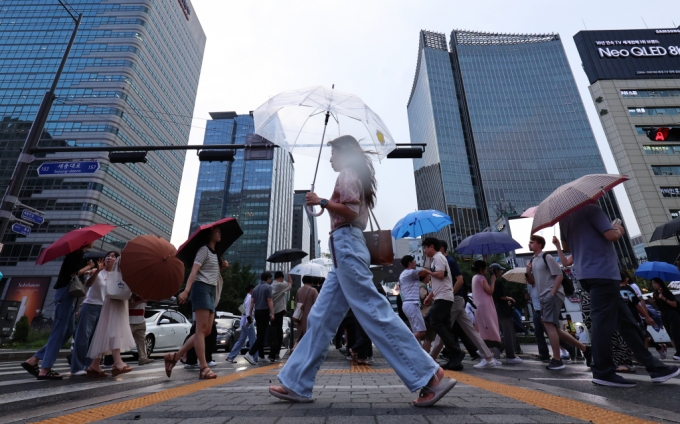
top-left (540, 253), bottom-right (575, 296)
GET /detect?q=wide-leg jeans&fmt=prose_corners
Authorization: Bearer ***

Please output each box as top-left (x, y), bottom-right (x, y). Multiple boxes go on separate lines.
top-left (70, 302), bottom-right (102, 373)
top-left (228, 319), bottom-right (258, 361)
top-left (34, 287), bottom-right (76, 369)
top-left (278, 226), bottom-right (439, 398)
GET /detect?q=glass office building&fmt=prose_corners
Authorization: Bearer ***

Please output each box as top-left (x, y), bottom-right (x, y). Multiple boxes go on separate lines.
top-left (408, 30), bottom-right (637, 266)
top-left (0, 1), bottom-right (205, 312)
top-left (291, 190), bottom-right (320, 268)
top-left (190, 113), bottom-right (294, 275)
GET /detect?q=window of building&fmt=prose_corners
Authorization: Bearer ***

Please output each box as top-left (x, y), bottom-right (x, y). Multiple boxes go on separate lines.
top-left (629, 107), bottom-right (680, 116)
top-left (652, 166), bottom-right (680, 176)
top-left (643, 145), bottom-right (680, 155)
top-left (671, 209), bottom-right (680, 219)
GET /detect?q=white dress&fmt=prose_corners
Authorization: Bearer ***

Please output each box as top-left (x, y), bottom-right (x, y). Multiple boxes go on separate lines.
top-left (87, 270), bottom-right (135, 358)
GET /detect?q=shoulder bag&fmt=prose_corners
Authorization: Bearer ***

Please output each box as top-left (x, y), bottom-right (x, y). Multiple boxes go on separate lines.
top-left (363, 209), bottom-right (394, 266)
top-left (292, 288), bottom-right (308, 323)
top-left (68, 274), bottom-right (86, 298)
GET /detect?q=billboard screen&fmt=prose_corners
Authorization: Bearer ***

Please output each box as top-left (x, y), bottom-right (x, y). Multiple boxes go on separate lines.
top-left (4, 277), bottom-right (52, 324)
top-left (574, 28), bottom-right (680, 84)
top-left (508, 217), bottom-right (561, 256)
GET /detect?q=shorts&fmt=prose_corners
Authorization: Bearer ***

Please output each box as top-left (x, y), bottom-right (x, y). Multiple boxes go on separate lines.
top-left (402, 302), bottom-right (426, 333)
top-left (539, 292), bottom-right (564, 326)
top-left (190, 281), bottom-right (215, 312)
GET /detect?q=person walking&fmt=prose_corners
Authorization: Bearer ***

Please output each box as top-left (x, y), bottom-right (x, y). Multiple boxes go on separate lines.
top-left (471, 261), bottom-right (502, 353)
top-left (399, 255), bottom-right (427, 346)
top-left (245, 271), bottom-right (275, 365)
top-left (129, 294), bottom-right (154, 366)
top-left (292, 276), bottom-right (318, 350)
top-left (164, 227), bottom-right (227, 380)
top-left (651, 278), bottom-right (680, 360)
top-left (86, 252), bottom-right (135, 378)
top-left (269, 135), bottom-right (455, 406)
top-left (22, 244), bottom-right (94, 380)
top-left (269, 271), bottom-right (292, 362)
top-left (490, 263), bottom-right (522, 364)
top-left (226, 284), bottom-right (258, 363)
top-left (184, 319), bottom-right (218, 369)
top-left (556, 205), bottom-right (679, 386)
top-left (526, 236), bottom-right (590, 370)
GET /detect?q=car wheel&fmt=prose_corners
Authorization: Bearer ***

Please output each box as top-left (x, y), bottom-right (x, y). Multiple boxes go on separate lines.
top-left (145, 335), bottom-right (155, 356)
top-left (226, 337), bottom-right (234, 353)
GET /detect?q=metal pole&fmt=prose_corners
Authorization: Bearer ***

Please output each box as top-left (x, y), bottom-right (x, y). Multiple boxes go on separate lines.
top-left (0, 13), bottom-right (82, 241)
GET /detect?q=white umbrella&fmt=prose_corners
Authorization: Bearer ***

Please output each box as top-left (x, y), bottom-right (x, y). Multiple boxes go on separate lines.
top-left (289, 262), bottom-right (328, 278)
top-left (502, 267), bottom-right (527, 284)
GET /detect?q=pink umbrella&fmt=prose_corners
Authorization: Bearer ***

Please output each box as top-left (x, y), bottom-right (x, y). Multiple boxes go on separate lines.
top-left (36, 224), bottom-right (116, 265)
top-left (521, 206), bottom-right (537, 218)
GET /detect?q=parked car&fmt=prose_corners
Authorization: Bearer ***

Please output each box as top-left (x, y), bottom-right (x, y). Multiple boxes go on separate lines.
top-left (239, 316), bottom-right (297, 354)
top-left (130, 309), bottom-right (192, 358)
top-left (215, 317), bottom-right (241, 352)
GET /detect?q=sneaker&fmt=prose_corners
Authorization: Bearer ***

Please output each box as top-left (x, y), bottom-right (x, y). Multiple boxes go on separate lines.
top-left (656, 344), bottom-right (667, 360)
top-left (225, 358), bottom-right (237, 363)
top-left (338, 347), bottom-right (348, 356)
top-left (560, 349), bottom-right (570, 360)
top-left (673, 355), bottom-right (680, 361)
top-left (208, 361), bottom-right (217, 367)
top-left (584, 346), bottom-right (592, 368)
top-left (72, 370), bottom-right (87, 376)
top-left (268, 357), bottom-right (279, 363)
top-left (506, 357), bottom-right (523, 364)
top-left (244, 353), bottom-right (257, 365)
top-left (443, 351), bottom-right (466, 371)
top-left (473, 358), bottom-right (495, 369)
top-left (492, 358), bottom-right (502, 367)
top-left (138, 358), bottom-right (155, 366)
top-left (546, 359), bottom-right (565, 370)
top-left (650, 366), bottom-right (680, 383)
top-left (184, 363), bottom-right (199, 369)
top-left (592, 374), bottom-right (636, 387)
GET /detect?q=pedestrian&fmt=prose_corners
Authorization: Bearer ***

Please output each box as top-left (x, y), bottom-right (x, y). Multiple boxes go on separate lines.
top-left (70, 256), bottom-right (107, 376)
top-left (490, 263), bottom-right (522, 364)
top-left (419, 276), bottom-right (437, 353)
top-left (184, 319), bottom-right (218, 369)
top-left (526, 236), bottom-right (590, 370)
top-left (620, 272), bottom-right (667, 362)
top-left (269, 135), bottom-right (455, 407)
top-left (555, 204), bottom-right (679, 386)
top-left (292, 276), bottom-right (318, 350)
top-left (269, 271), bottom-right (292, 362)
top-left (245, 271), bottom-right (275, 365)
top-left (164, 226), bottom-right (227, 380)
top-left (21, 243), bottom-right (95, 380)
top-left (651, 278), bottom-right (680, 360)
top-left (86, 252), bottom-right (135, 378)
top-left (129, 294), bottom-right (154, 366)
top-left (399, 255), bottom-right (427, 346)
top-left (526, 272), bottom-right (551, 361)
top-left (226, 284), bottom-right (258, 363)
top-left (470, 260), bottom-right (502, 353)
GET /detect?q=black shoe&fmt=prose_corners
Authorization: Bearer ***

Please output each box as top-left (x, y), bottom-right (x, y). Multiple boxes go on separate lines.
top-left (584, 346), bottom-right (592, 368)
top-left (650, 366), bottom-right (680, 384)
top-left (443, 350), bottom-right (465, 371)
top-left (338, 347), bottom-right (348, 356)
top-left (592, 374), bottom-right (636, 387)
top-left (439, 354), bottom-right (449, 361)
top-left (546, 358), bottom-right (565, 370)
top-left (537, 355), bottom-right (551, 362)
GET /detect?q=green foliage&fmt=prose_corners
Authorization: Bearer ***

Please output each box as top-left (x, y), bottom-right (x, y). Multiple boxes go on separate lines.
top-left (626, 269), bottom-right (653, 294)
top-left (13, 316), bottom-right (29, 343)
top-left (217, 261), bottom-right (257, 314)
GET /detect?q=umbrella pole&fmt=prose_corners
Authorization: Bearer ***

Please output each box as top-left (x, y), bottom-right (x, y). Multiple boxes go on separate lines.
top-left (307, 110), bottom-right (331, 217)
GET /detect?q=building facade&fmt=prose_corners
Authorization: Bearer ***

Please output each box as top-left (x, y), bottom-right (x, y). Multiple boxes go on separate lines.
top-left (291, 190), bottom-right (320, 268)
top-left (408, 29), bottom-right (637, 267)
top-left (190, 112), bottom-right (294, 275)
top-left (0, 0), bottom-right (205, 316)
top-left (575, 28), bottom-right (680, 246)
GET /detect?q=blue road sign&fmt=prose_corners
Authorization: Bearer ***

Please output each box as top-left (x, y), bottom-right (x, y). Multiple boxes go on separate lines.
top-left (11, 223), bottom-right (31, 236)
top-left (37, 161), bottom-right (99, 177)
top-left (21, 210), bottom-right (44, 225)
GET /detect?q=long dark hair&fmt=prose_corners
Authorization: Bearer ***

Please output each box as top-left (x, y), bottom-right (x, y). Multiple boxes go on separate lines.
top-left (651, 277), bottom-right (674, 300)
top-left (330, 135), bottom-right (377, 209)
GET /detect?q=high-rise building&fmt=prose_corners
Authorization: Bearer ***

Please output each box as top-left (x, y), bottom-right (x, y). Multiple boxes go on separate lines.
top-left (0, 0), bottom-right (205, 315)
top-left (291, 190), bottom-right (320, 268)
top-left (574, 28), bottom-right (680, 248)
top-left (408, 29), bottom-right (637, 267)
top-left (190, 112), bottom-right (294, 275)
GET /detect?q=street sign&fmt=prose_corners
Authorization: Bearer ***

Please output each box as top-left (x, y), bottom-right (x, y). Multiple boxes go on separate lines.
top-left (11, 223), bottom-right (31, 236)
top-left (37, 161), bottom-right (99, 177)
top-left (21, 210), bottom-right (44, 225)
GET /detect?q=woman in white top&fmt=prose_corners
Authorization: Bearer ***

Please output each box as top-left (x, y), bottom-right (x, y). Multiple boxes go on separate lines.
top-left (86, 251), bottom-right (135, 378)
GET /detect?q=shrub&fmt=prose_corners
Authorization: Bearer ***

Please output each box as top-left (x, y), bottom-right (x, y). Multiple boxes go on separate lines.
top-left (13, 316), bottom-right (29, 343)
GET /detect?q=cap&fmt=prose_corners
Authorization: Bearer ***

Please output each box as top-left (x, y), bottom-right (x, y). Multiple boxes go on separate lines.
top-left (489, 263), bottom-right (505, 271)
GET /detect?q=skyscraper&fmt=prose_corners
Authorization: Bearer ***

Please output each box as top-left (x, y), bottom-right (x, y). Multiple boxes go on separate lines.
top-left (190, 112), bottom-right (294, 275)
top-left (291, 189), bottom-right (320, 268)
top-left (408, 29), bottom-right (636, 266)
top-left (0, 0), bottom-right (205, 313)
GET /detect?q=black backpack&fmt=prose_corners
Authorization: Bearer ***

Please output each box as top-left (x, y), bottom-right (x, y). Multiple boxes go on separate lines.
top-left (537, 253), bottom-right (575, 296)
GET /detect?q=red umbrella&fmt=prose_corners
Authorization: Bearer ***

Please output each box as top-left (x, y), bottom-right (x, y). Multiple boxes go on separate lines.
top-left (177, 218), bottom-right (243, 265)
top-left (36, 224), bottom-right (116, 265)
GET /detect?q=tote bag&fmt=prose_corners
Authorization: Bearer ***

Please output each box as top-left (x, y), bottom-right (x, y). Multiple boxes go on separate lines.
top-left (363, 209), bottom-right (394, 266)
top-left (68, 274), bottom-right (86, 298)
top-left (105, 258), bottom-right (132, 300)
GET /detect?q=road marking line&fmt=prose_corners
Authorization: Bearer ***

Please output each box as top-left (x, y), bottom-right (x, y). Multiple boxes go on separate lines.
top-left (445, 371), bottom-right (656, 424)
top-left (31, 364), bottom-right (279, 424)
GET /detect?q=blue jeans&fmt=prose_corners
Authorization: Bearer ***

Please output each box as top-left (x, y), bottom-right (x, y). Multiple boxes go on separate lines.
top-left (278, 226), bottom-right (438, 397)
top-left (228, 318), bottom-right (258, 361)
top-left (34, 287), bottom-right (76, 369)
top-left (70, 303), bottom-right (102, 373)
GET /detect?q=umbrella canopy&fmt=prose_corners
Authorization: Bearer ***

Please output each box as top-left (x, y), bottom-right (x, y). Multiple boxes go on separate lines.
top-left (36, 224), bottom-right (115, 265)
top-left (267, 248), bottom-right (308, 263)
top-left (177, 218), bottom-right (243, 266)
top-left (392, 210), bottom-right (452, 239)
top-left (455, 232), bottom-right (522, 255)
top-left (634, 261), bottom-right (680, 282)
top-left (502, 267), bottom-right (528, 284)
top-left (253, 85), bottom-right (397, 162)
top-left (531, 174), bottom-right (629, 234)
top-left (120, 235), bottom-right (185, 301)
top-left (649, 216), bottom-right (680, 242)
top-left (289, 262), bottom-right (328, 278)
top-left (521, 206), bottom-right (537, 218)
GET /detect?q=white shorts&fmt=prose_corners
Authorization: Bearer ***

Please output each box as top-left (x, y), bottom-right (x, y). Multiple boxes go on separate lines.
top-left (402, 302), bottom-right (426, 333)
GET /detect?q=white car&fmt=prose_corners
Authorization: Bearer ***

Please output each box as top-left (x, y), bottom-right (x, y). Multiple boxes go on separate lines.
top-left (130, 309), bottom-right (192, 358)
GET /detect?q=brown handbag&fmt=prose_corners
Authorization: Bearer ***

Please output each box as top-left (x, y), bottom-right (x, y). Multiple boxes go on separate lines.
top-left (363, 209), bottom-right (394, 265)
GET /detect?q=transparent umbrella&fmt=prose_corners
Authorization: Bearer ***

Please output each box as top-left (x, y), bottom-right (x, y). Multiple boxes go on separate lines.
top-left (253, 85), bottom-right (397, 215)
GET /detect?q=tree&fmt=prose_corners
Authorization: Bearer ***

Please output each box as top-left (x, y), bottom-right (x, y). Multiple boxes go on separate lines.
top-left (217, 261), bottom-right (257, 313)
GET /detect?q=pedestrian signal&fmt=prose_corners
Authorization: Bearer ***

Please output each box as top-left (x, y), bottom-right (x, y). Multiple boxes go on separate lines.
top-left (647, 127), bottom-right (680, 142)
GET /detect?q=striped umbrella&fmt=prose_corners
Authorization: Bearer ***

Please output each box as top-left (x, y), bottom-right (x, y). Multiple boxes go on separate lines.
top-left (531, 174), bottom-right (628, 234)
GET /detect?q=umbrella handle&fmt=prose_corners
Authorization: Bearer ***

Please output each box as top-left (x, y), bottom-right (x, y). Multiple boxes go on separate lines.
top-left (306, 184), bottom-right (324, 217)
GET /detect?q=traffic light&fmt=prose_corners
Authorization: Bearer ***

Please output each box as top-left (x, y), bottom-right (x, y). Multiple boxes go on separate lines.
top-left (198, 150), bottom-right (235, 162)
top-left (646, 127), bottom-right (680, 142)
top-left (387, 147), bottom-right (424, 159)
top-left (109, 152), bottom-right (147, 163)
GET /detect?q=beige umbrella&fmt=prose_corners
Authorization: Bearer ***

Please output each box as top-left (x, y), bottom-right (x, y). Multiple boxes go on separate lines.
top-left (502, 267), bottom-right (527, 284)
top-left (531, 174), bottom-right (628, 234)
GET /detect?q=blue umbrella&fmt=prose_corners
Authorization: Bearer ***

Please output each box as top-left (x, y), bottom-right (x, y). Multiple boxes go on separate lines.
top-left (392, 210), bottom-right (453, 239)
top-left (634, 261), bottom-right (680, 282)
top-left (455, 232), bottom-right (522, 255)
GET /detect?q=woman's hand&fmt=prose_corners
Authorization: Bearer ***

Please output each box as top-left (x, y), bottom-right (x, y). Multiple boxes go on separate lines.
top-left (552, 236), bottom-right (561, 250)
top-left (96, 258), bottom-right (105, 272)
top-left (659, 292), bottom-right (666, 301)
top-left (306, 192), bottom-right (321, 206)
top-left (178, 290), bottom-right (189, 304)
top-left (220, 259), bottom-right (229, 270)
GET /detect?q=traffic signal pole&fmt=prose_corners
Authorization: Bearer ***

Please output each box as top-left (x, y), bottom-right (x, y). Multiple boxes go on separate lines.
top-left (0, 12), bottom-right (82, 243)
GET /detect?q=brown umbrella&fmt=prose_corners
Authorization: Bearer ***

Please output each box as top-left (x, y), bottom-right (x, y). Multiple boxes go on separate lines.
top-left (120, 235), bottom-right (185, 301)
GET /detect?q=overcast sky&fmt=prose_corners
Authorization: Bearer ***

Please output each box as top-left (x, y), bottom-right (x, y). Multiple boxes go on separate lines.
top-left (170, 0), bottom-right (679, 250)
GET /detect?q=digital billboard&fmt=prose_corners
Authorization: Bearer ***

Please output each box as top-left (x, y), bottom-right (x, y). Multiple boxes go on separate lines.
top-left (574, 28), bottom-right (680, 84)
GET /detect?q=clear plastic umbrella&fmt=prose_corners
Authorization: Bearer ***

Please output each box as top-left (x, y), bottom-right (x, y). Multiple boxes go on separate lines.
top-left (253, 85), bottom-right (397, 215)
top-left (289, 262), bottom-right (329, 278)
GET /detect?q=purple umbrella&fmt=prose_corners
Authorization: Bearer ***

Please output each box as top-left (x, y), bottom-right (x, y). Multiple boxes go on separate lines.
top-left (455, 232), bottom-right (522, 255)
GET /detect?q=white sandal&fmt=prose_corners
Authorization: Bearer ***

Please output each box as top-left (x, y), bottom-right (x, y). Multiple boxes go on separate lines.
top-left (269, 385), bottom-right (314, 403)
top-left (413, 378), bottom-right (457, 407)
